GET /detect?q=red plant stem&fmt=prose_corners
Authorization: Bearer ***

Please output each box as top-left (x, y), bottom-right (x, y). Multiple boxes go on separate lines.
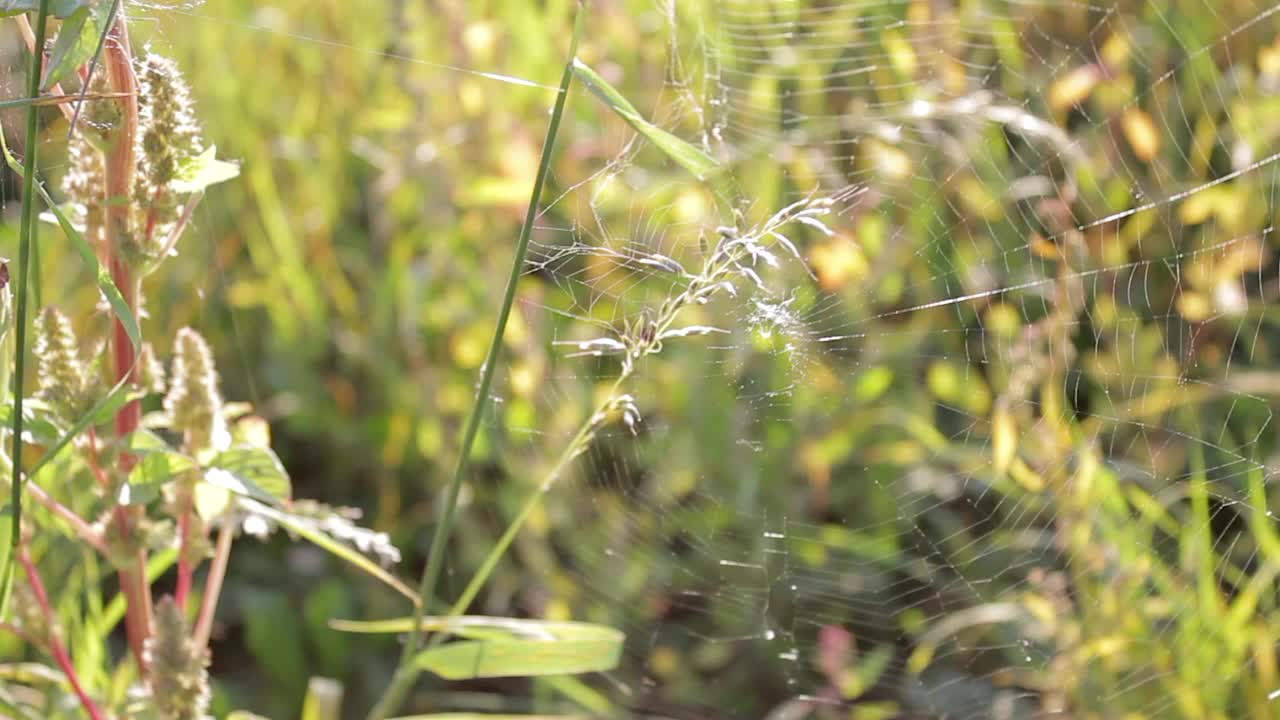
top-left (19, 552), bottom-right (107, 720)
top-left (101, 14), bottom-right (155, 672)
top-left (25, 481), bottom-right (106, 554)
top-left (83, 429), bottom-right (111, 490)
top-left (14, 14), bottom-right (74, 122)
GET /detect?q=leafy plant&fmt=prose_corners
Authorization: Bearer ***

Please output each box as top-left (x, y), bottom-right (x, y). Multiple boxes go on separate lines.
top-left (0, 5), bottom-right (409, 718)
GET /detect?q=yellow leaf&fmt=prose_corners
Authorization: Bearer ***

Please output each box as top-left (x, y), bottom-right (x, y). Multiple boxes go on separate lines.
top-left (1121, 108), bottom-right (1161, 162)
top-left (1049, 65), bottom-right (1100, 112)
top-left (809, 236), bottom-right (869, 290)
top-left (1009, 458), bottom-right (1045, 493)
top-left (883, 31), bottom-right (917, 78)
top-left (1176, 291), bottom-right (1212, 322)
top-left (1179, 187), bottom-right (1218, 225)
top-left (991, 407), bottom-right (1017, 475)
top-left (868, 140), bottom-right (911, 180)
top-left (1260, 40), bottom-right (1280, 78)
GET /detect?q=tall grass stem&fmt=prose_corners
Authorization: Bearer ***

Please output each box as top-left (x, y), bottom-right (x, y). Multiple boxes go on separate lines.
top-left (1, 0), bottom-right (53, 621)
top-left (365, 4), bottom-right (589, 717)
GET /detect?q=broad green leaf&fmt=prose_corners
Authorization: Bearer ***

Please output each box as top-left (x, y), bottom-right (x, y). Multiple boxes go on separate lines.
top-left (42, 3), bottom-right (112, 89)
top-left (239, 498), bottom-right (417, 602)
top-left (172, 145), bottom-right (241, 193)
top-left (124, 429), bottom-right (176, 455)
top-left (331, 616), bottom-right (624, 680)
top-left (0, 400), bottom-right (62, 445)
top-left (571, 59), bottom-right (719, 180)
top-left (118, 450), bottom-right (194, 506)
top-left (204, 445), bottom-right (291, 504)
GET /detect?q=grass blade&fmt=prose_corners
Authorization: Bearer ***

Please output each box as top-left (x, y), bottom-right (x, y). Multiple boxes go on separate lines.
top-left (239, 497), bottom-right (417, 602)
top-left (571, 58), bottom-right (719, 180)
top-left (334, 616), bottom-right (623, 680)
top-left (1, 0), bottom-right (54, 622)
top-left (364, 4), bottom-right (592, 719)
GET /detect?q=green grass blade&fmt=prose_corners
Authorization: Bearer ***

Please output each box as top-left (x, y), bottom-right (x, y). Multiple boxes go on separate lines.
top-left (571, 58), bottom-right (719, 180)
top-left (1, 0), bottom-right (54, 622)
top-left (334, 616), bottom-right (623, 681)
top-left (365, 5), bottom-right (591, 719)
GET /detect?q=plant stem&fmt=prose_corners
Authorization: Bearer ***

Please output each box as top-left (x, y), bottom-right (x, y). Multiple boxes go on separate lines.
top-left (2, 0), bottom-right (53, 622)
top-left (192, 505), bottom-right (235, 650)
top-left (364, 5), bottom-right (589, 718)
top-left (447, 377), bottom-right (625, 619)
top-left (19, 551), bottom-right (107, 720)
top-left (25, 481), bottom-right (106, 554)
top-left (100, 11), bottom-right (154, 670)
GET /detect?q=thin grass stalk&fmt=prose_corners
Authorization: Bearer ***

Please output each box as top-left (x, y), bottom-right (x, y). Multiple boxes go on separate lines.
top-left (1, 0), bottom-right (53, 621)
top-left (364, 4), bottom-right (589, 717)
top-left (440, 194), bottom-right (839, 622)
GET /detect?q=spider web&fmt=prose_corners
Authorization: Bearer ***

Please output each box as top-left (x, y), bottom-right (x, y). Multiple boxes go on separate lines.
top-left (491, 2), bottom-right (1280, 718)
top-left (86, 0), bottom-right (1280, 716)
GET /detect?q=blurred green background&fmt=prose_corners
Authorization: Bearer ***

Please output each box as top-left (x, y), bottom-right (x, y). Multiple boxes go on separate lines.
top-left (9, 0), bottom-right (1280, 717)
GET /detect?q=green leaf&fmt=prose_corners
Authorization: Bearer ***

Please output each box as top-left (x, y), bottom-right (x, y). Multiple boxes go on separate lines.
top-left (124, 429), bottom-right (176, 455)
top-left (172, 145), bottom-right (240, 194)
top-left (0, 400), bottom-right (62, 445)
top-left (204, 445), bottom-right (291, 504)
top-left (0, 0), bottom-right (88, 18)
top-left (42, 2), bottom-right (112, 90)
top-left (238, 498), bottom-right (418, 603)
top-left (118, 449), bottom-right (194, 506)
top-left (331, 616), bottom-right (625, 680)
top-left (571, 59), bottom-right (719, 180)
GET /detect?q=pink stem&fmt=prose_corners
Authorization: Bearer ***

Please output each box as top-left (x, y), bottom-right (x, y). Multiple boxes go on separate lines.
top-left (19, 552), bottom-right (107, 720)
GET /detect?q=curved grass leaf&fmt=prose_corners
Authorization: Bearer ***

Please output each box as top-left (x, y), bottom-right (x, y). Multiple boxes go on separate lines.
top-left (571, 58), bottom-right (719, 180)
top-left (332, 616), bottom-right (624, 681)
top-left (238, 497), bottom-right (417, 603)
